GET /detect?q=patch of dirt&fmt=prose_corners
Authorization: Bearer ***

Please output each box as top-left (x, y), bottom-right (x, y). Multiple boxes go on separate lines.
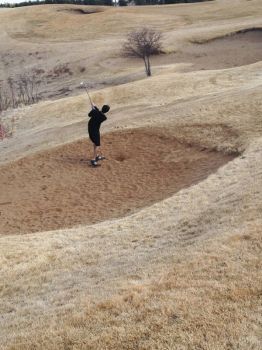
top-left (0, 128), bottom-right (235, 235)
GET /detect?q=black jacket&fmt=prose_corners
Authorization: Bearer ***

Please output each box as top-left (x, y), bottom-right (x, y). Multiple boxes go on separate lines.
top-left (88, 106), bottom-right (107, 133)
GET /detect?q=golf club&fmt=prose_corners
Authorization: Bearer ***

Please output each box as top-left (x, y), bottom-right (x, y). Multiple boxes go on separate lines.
top-left (80, 82), bottom-right (93, 107)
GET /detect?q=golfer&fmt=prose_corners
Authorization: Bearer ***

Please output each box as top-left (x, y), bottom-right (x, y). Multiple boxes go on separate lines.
top-left (88, 104), bottom-right (110, 166)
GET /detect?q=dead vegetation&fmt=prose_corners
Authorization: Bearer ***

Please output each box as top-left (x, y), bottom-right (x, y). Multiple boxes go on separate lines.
top-left (0, 1), bottom-right (261, 349)
top-left (0, 119), bottom-right (15, 140)
top-left (0, 74), bottom-right (42, 112)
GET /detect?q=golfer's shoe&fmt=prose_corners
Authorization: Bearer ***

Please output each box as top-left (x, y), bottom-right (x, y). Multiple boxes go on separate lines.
top-left (95, 155), bottom-right (106, 161)
top-left (90, 159), bottom-right (99, 167)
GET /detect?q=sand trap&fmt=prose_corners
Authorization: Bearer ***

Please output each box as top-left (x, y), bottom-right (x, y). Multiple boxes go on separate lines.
top-left (0, 128), bottom-right (235, 235)
top-left (58, 8), bottom-right (103, 15)
top-left (155, 28), bottom-right (262, 70)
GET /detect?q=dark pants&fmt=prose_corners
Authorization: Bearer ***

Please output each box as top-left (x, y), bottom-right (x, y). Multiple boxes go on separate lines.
top-left (88, 127), bottom-right (100, 147)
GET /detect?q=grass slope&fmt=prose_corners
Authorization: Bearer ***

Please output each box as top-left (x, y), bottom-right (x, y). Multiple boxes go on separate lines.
top-left (0, 1), bottom-right (262, 349)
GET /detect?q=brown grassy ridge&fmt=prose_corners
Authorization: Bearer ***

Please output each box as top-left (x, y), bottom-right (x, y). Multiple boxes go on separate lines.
top-left (2, 218), bottom-right (261, 349)
top-left (0, 1), bottom-right (262, 349)
top-left (1, 1), bottom-right (262, 42)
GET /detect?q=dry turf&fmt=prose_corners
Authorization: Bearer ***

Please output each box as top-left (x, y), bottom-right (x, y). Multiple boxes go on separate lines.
top-left (0, 1), bottom-right (262, 349)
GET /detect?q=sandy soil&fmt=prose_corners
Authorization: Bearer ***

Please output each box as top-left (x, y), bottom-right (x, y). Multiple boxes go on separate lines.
top-left (0, 128), bottom-right (234, 235)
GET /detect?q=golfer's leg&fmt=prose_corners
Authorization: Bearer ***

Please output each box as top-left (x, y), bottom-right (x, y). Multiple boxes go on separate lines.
top-left (97, 146), bottom-right (102, 157)
top-left (93, 144), bottom-right (97, 160)
top-left (96, 133), bottom-right (102, 158)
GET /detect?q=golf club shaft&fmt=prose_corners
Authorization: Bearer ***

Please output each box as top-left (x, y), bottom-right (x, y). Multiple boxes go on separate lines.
top-left (85, 88), bottom-right (93, 107)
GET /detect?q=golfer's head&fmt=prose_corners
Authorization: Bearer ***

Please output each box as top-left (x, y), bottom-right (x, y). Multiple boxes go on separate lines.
top-left (102, 105), bottom-right (110, 113)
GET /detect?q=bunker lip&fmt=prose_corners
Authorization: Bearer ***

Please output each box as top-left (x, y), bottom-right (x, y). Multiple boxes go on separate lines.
top-left (57, 8), bottom-right (104, 15)
top-left (0, 128), bottom-right (236, 235)
top-left (190, 27), bottom-right (262, 44)
top-left (156, 28), bottom-right (262, 71)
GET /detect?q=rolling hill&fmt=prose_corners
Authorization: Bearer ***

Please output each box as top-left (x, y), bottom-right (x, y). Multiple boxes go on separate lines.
top-left (0, 1), bottom-right (261, 349)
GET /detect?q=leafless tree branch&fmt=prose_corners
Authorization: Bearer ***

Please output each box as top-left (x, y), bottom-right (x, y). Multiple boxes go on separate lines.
top-left (122, 27), bottom-right (163, 76)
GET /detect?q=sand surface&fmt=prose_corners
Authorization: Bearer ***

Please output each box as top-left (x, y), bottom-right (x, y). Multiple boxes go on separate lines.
top-left (0, 128), bottom-right (234, 235)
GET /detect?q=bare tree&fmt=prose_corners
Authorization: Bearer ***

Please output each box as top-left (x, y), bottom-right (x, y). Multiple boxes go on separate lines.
top-left (5, 74), bottom-right (42, 109)
top-left (18, 73), bottom-right (40, 105)
top-left (122, 27), bottom-right (163, 77)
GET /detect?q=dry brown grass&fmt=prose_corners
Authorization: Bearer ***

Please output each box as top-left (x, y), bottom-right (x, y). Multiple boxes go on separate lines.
top-left (1, 1), bottom-right (262, 42)
top-left (1, 218), bottom-right (261, 349)
top-left (0, 1), bottom-right (262, 349)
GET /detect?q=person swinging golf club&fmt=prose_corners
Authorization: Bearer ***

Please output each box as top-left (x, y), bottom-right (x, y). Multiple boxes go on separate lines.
top-left (80, 82), bottom-right (110, 167)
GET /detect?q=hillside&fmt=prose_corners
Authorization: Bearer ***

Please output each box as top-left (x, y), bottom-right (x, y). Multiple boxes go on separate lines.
top-left (0, 1), bottom-right (262, 99)
top-left (0, 1), bottom-right (262, 349)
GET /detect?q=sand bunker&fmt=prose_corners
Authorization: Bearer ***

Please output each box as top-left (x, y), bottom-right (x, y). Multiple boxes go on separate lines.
top-left (0, 128), bottom-right (235, 235)
top-left (157, 28), bottom-right (262, 70)
top-left (59, 8), bottom-right (103, 15)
